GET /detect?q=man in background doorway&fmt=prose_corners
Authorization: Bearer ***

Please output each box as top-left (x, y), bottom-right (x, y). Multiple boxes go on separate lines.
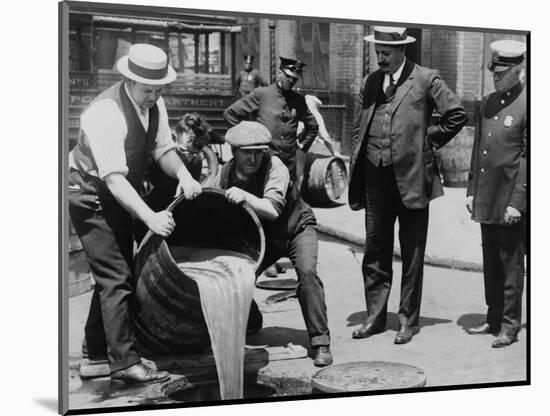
top-left (236, 55), bottom-right (267, 98)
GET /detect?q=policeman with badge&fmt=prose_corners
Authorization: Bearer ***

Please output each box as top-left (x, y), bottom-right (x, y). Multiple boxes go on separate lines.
top-left (466, 40), bottom-right (527, 348)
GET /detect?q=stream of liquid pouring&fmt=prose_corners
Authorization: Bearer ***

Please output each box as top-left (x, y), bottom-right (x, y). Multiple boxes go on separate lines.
top-left (172, 247), bottom-right (256, 400)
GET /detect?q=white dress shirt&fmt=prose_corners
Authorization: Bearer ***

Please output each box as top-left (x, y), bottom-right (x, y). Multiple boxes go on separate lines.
top-left (382, 58), bottom-right (406, 92)
top-left (70, 84), bottom-right (175, 180)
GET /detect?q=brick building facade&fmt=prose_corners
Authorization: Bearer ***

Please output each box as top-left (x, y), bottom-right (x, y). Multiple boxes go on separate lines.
top-left (234, 18), bottom-right (527, 184)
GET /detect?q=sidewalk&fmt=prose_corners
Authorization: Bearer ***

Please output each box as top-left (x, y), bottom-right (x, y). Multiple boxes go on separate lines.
top-left (312, 186), bottom-right (483, 271)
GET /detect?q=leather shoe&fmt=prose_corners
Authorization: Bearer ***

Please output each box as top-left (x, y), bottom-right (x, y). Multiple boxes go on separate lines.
top-left (111, 362), bottom-right (170, 384)
top-left (313, 345), bottom-right (333, 367)
top-left (394, 325), bottom-right (415, 344)
top-left (466, 322), bottom-right (496, 335)
top-left (352, 323), bottom-right (382, 339)
top-left (492, 330), bottom-right (518, 348)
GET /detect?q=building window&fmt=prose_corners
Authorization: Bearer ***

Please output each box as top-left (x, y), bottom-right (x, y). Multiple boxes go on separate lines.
top-left (238, 18), bottom-right (260, 61)
top-left (296, 21), bottom-right (329, 91)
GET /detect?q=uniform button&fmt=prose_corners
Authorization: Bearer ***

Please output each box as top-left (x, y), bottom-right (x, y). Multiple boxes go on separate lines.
top-left (500, 99), bottom-right (505, 104)
top-left (493, 116), bottom-right (499, 120)
top-left (481, 168), bottom-right (485, 173)
top-left (507, 91), bottom-right (511, 96)
top-left (482, 150), bottom-right (488, 155)
top-left (488, 132), bottom-right (492, 137)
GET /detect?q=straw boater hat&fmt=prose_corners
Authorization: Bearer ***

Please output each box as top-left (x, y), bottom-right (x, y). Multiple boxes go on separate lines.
top-left (487, 40), bottom-right (526, 72)
top-left (117, 43), bottom-right (177, 85)
top-left (364, 26), bottom-right (416, 45)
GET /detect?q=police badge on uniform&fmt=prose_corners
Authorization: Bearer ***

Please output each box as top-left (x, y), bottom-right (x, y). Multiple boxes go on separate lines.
top-left (504, 115), bottom-right (514, 127)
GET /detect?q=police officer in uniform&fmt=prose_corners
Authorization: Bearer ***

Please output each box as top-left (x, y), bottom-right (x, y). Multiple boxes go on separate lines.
top-left (235, 55), bottom-right (267, 98)
top-left (224, 57), bottom-right (319, 183)
top-left (466, 40), bottom-right (527, 348)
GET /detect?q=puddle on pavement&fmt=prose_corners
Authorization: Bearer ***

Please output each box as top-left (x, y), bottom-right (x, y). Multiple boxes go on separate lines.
top-left (163, 378), bottom-right (276, 402)
top-left (71, 371), bottom-right (315, 407)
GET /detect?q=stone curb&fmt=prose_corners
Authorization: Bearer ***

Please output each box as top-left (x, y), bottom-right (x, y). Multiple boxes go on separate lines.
top-left (317, 223), bottom-right (483, 272)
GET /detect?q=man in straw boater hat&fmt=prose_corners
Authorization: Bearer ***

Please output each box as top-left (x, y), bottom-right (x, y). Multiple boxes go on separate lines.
top-left (348, 27), bottom-right (467, 344)
top-left (236, 55), bottom-right (267, 98)
top-left (224, 56), bottom-right (318, 278)
top-left (465, 40), bottom-right (527, 348)
top-left (212, 121), bottom-right (333, 367)
top-left (68, 43), bottom-right (202, 383)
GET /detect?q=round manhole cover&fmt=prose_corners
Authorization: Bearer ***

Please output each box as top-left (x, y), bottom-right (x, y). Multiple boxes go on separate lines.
top-left (312, 361), bottom-right (426, 393)
top-left (256, 278), bottom-right (298, 291)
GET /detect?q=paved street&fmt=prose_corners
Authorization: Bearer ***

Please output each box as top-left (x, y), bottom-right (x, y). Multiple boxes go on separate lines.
top-left (67, 233), bottom-right (527, 410)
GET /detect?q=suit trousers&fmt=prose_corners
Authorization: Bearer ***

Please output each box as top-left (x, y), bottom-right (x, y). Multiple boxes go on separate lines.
top-left (480, 221), bottom-right (525, 333)
top-left (362, 161), bottom-right (429, 329)
top-left (69, 169), bottom-right (141, 373)
top-left (257, 226), bottom-right (330, 347)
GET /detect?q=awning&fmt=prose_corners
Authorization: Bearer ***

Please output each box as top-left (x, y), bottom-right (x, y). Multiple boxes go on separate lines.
top-left (92, 15), bottom-right (241, 33)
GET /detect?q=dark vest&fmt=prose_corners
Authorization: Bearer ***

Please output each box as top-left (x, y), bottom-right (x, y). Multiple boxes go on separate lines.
top-left (72, 81), bottom-right (159, 203)
top-left (219, 155), bottom-right (316, 241)
top-left (366, 83), bottom-right (396, 167)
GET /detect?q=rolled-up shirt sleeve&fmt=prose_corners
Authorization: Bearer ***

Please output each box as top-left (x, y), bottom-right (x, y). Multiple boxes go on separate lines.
top-left (264, 156), bottom-right (290, 215)
top-left (80, 98), bottom-right (129, 179)
top-left (151, 97), bottom-right (176, 161)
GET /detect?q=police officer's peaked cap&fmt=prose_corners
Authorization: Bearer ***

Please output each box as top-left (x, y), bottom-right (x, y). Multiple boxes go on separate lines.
top-left (488, 40), bottom-right (526, 72)
top-left (279, 57), bottom-right (306, 78)
top-left (225, 121), bottom-right (272, 149)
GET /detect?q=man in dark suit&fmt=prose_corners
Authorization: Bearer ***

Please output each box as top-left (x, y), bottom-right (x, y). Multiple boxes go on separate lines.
top-left (465, 40), bottom-right (526, 348)
top-left (235, 55), bottom-right (267, 98)
top-left (348, 27), bottom-right (467, 344)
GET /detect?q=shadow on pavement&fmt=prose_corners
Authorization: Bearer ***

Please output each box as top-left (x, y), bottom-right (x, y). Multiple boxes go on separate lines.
top-left (457, 314), bottom-right (528, 332)
top-left (457, 313), bottom-right (487, 331)
top-left (347, 311), bottom-right (452, 331)
top-left (245, 326), bottom-right (309, 349)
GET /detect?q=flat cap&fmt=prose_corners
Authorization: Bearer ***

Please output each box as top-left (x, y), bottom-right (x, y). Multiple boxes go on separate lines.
top-left (279, 57), bottom-right (306, 78)
top-left (225, 121), bottom-right (271, 149)
top-left (488, 39), bottom-right (526, 72)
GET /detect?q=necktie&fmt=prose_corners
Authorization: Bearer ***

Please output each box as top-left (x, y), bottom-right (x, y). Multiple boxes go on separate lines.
top-left (385, 75), bottom-right (396, 99)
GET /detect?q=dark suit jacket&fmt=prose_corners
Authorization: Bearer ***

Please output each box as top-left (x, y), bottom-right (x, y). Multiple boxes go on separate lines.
top-left (467, 82), bottom-right (526, 223)
top-left (348, 59), bottom-right (467, 210)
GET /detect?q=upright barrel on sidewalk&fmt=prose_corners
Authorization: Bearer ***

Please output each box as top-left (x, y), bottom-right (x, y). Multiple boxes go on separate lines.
top-left (133, 189), bottom-right (265, 354)
top-left (437, 126), bottom-right (474, 187)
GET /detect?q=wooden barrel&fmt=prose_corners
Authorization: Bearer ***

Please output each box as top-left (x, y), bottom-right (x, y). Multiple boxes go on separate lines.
top-left (301, 153), bottom-right (348, 207)
top-left (133, 189), bottom-right (265, 354)
top-left (437, 126), bottom-right (474, 188)
top-left (68, 219), bottom-right (92, 297)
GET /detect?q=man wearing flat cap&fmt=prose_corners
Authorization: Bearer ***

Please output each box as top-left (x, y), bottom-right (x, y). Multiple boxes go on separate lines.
top-left (224, 56), bottom-right (319, 183)
top-left (212, 121), bottom-right (333, 367)
top-left (348, 27), bottom-right (467, 344)
top-left (236, 55), bottom-right (267, 98)
top-left (465, 40), bottom-right (527, 348)
top-left (68, 43), bottom-right (202, 383)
